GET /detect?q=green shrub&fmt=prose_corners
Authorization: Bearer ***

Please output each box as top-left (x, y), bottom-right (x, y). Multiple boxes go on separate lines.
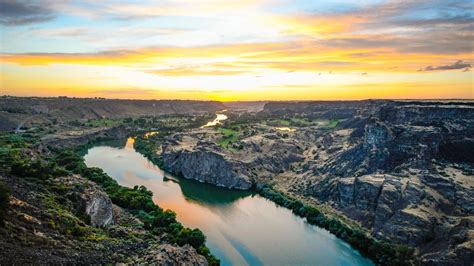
top-left (175, 228), bottom-right (206, 249)
top-left (10, 157), bottom-right (67, 179)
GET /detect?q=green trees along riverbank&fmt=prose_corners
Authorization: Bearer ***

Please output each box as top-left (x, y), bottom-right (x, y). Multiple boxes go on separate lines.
top-left (54, 150), bottom-right (220, 265)
top-left (257, 185), bottom-right (415, 265)
top-left (0, 133), bottom-right (219, 265)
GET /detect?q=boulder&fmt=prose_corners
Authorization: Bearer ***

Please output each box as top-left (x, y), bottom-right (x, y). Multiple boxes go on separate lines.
top-left (62, 175), bottom-right (115, 227)
top-left (84, 189), bottom-right (114, 227)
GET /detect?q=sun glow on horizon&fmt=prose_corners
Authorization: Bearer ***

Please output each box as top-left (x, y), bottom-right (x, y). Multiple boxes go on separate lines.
top-left (0, 0), bottom-right (473, 100)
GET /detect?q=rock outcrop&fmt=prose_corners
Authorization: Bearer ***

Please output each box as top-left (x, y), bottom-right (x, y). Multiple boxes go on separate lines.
top-left (40, 125), bottom-right (129, 149)
top-left (60, 175), bottom-right (115, 227)
top-left (162, 145), bottom-right (252, 190)
top-left (138, 244), bottom-right (208, 265)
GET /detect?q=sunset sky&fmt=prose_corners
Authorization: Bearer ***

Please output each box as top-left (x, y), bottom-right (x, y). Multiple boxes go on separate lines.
top-left (0, 0), bottom-right (473, 101)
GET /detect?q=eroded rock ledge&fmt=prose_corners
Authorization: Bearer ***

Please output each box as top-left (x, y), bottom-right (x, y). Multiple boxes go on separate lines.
top-left (162, 142), bottom-right (252, 190)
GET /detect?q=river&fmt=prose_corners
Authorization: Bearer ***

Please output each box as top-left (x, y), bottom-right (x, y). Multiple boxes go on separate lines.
top-left (200, 112), bottom-right (228, 128)
top-left (84, 138), bottom-right (373, 266)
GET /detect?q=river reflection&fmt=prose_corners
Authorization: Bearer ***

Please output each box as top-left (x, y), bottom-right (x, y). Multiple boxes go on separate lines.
top-left (201, 113), bottom-right (228, 128)
top-left (83, 139), bottom-right (373, 266)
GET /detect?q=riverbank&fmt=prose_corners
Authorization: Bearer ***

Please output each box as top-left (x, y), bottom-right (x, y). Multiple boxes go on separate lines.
top-left (255, 185), bottom-right (415, 265)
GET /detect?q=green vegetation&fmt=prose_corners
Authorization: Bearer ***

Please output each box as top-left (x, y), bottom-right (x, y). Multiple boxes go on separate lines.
top-left (278, 119), bottom-right (291, 126)
top-left (129, 114), bottom-right (213, 132)
top-left (289, 118), bottom-right (312, 126)
top-left (134, 135), bottom-right (164, 167)
top-left (257, 185), bottom-right (415, 265)
top-left (10, 159), bottom-right (68, 180)
top-left (217, 127), bottom-right (238, 149)
top-left (0, 132), bottom-right (219, 265)
top-left (85, 118), bottom-right (123, 127)
top-left (54, 150), bottom-right (219, 265)
top-left (322, 119), bottom-right (340, 129)
top-left (0, 182), bottom-right (10, 226)
top-left (41, 191), bottom-right (92, 238)
top-left (132, 113), bottom-right (215, 160)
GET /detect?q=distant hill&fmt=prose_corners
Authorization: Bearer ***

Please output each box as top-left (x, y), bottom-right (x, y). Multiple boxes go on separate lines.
top-left (0, 97), bottom-right (225, 131)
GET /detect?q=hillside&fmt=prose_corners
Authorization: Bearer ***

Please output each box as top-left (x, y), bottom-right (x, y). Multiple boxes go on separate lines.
top-left (0, 96), bottom-right (225, 131)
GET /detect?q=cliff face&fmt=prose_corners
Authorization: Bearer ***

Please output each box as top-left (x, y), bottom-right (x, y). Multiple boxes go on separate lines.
top-left (325, 172), bottom-right (473, 264)
top-left (162, 144), bottom-right (252, 189)
top-left (156, 100), bottom-right (473, 265)
top-left (290, 102), bottom-right (474, 265)
top-left (41, 125), bottom-right (129, 149)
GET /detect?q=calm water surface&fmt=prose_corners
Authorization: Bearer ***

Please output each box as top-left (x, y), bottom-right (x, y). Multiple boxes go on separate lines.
top-left (201, 113), bottom-right (228, 128)
top-left (84, 138), bottom-right (373, 266)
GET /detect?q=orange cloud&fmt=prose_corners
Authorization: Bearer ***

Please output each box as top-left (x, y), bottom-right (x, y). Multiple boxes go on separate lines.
top-left (267, 14), bottom-right (365, 37)
top-left (3, 41), bottom-right (472, 75)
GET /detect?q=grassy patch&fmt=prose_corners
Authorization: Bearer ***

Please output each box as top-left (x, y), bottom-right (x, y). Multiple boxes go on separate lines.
top-left (86, 119), bottom-right (122, 127)
top-left (217, 128), bottom-right (238, 149)
top-left (290, 118), bottom-right (312, 126)
top-left (323, 119), bottom-right (340, 129)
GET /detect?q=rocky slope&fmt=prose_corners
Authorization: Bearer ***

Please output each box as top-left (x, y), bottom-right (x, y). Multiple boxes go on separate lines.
top-left (159, 100), bottom-right (474, 265)
top-left (0, 124), bottom-right (216, 265)
top-left (0, 173), bottom-right (207, 265)
top-left (40, 125), bottom-right (130, 149)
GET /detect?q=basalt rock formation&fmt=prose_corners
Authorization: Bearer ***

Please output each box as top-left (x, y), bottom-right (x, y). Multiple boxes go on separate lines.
top-left (159, 100), bottom-right (473, 265)
top-left (162, 141), bottom-right (252, 189)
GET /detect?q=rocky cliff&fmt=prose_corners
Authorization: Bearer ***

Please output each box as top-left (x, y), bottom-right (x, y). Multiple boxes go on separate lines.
top-left (162, 140), bottom-right (252, 189)
top-left (41, 125), bottom-right (130, 149)
top-left (281, 101), bottom-right (474, 265)
top-left (156, 100), bottom-right (473, 265)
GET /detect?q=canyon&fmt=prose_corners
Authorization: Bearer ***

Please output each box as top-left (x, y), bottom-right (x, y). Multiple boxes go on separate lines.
top-left (0, 97), bottom-right (472, 265)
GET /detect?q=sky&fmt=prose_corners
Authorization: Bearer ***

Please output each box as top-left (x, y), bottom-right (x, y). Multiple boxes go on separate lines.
top-left (0, 0), bottom-right (473, 101)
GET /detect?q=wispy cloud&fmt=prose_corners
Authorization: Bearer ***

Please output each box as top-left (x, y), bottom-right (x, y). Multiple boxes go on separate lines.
top-left (1, 41), bottom-right (472, 75)
top-left (420, 60), bottom-right (472, 71)
top-left (0, 0), bottom-right (56, 26)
